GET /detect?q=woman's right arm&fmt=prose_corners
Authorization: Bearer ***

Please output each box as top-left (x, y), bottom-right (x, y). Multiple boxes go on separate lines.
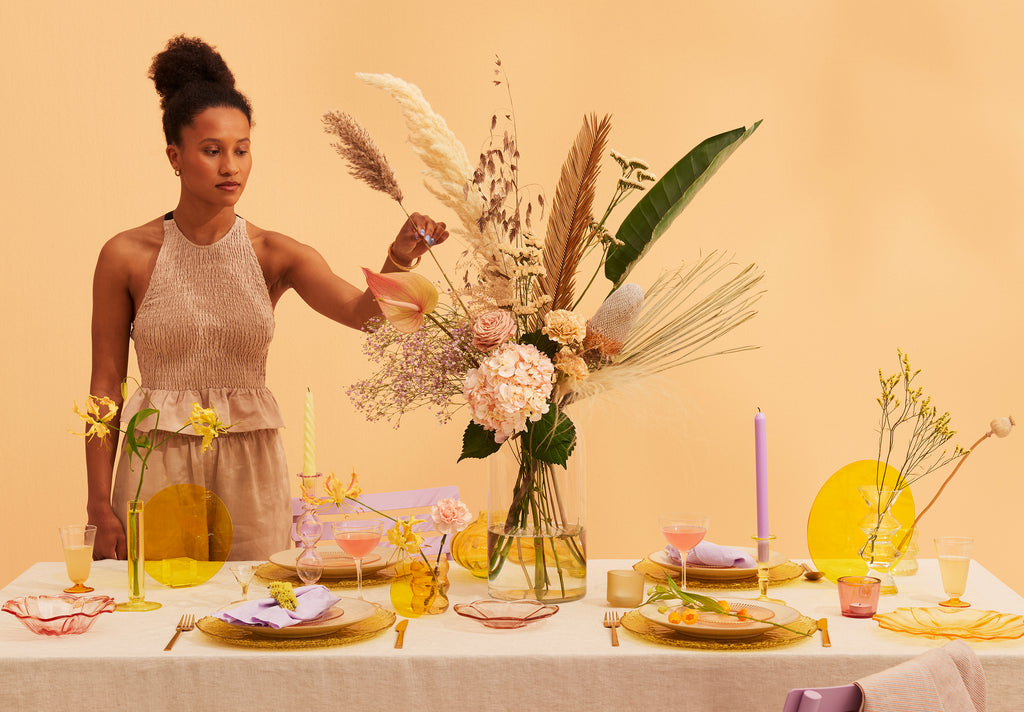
top-left (86, 237), bottom-right (135, 559)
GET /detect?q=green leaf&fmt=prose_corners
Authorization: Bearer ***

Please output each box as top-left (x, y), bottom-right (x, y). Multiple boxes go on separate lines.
top-left (123, 408), bottom-right (159, 458)
top-left (458, 422), bottom-right (503, 462)
top-left (524, 409), bottom-right (576, 467)
top-left (604, 120), bottom-right (762, 289)
top-left (519, 330), bottom-right (559, 359)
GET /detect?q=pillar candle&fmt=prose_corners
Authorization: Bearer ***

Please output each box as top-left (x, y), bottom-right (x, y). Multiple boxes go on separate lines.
top-left (303, 388), bottom-right (315, 478)
top-left (755, 410), bottom-right (769, 562)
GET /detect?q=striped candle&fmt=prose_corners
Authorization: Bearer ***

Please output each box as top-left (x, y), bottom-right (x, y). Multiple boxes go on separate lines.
top-left (302, 388), bottom-right (315, 478)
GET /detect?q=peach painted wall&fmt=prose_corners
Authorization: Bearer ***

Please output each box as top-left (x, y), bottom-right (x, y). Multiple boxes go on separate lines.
top-left (1, 1), bottom-right (1021, 594)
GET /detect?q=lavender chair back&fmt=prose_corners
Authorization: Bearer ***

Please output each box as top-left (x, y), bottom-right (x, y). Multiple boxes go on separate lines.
top-left (781, 684), bottom-right (862, 712)
top-left (291, 485), bottom-right (461, 559)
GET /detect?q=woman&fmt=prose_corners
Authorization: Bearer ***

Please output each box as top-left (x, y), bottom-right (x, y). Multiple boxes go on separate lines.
top-left (86, 35), bottom-right (448, 561)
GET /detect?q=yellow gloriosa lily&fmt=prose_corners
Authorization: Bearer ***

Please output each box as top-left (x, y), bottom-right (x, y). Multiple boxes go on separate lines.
top-left (387, 516), bottom-right (425, 554)
top-left (72, 395), bottom-right (119, 443)
top-left (186, 403), bottom-right (231, 451)
top-left (362, 267), bottom-right (438, 333)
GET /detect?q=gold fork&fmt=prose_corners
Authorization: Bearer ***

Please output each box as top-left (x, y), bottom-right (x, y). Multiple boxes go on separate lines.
top-left (603, 611), bottom-right (620, 647)
top-left (164, 614), bottom-right (196, 652)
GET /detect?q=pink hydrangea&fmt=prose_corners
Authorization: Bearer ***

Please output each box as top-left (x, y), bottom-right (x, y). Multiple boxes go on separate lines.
top-left (463, 342), bottom-right (555, 442)
top-left (430, 498), bottom-right (474, 536)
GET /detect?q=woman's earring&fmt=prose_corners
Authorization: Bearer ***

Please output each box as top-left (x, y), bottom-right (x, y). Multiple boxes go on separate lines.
top-left (174, 169), bottom-right (181, 177)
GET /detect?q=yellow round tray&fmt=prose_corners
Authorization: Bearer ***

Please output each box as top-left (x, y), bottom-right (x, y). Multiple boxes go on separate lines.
top-left (806, 460), bottom-right (914, 584)
top-left (144, 484), bottom-right (232, 588)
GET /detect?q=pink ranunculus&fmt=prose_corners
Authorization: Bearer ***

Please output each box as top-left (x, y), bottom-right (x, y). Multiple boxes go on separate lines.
top-left (430, 498), bottom-right (474, 536)
top-left (471, 309), bottom-right (517, 351)
top-left (463, 342), bottom-right (555, 442)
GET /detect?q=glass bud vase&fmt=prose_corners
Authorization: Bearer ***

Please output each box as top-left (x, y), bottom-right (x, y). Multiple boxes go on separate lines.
top-left (487, 430), bottom-right (586, 602)
top-left (117, 499), bottom-right (161, 612)
top-left (450, 511), bottom-right (489, 579)
top-left (390, 557), bottom-right (450, 616)
top-left (857, 486), bottom-right (905, 595)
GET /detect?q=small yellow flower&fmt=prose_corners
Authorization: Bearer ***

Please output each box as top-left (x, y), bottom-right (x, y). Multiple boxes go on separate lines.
top-left (72, 395), bottom-right (118, 443)
top-left (681, 610), bottom-right (699, 625)
top-left (717, 600), bottom-right (731, 613)
top-left (268, 581), bottom-right (297, 610)
top-left (186, 403), bottom-right (230, 451)
top-left (387, 516), bottom-right (425, 554)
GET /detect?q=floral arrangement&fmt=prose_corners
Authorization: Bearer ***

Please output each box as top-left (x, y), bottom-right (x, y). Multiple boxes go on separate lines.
top-left (324, 60), bottom-right (765, 599)
top-left (73, 379), bottom-right (231, 502)
top-left (868, 350), bottom-right (1013, 553)
top-left (303, 471), bottom-right (472, 573)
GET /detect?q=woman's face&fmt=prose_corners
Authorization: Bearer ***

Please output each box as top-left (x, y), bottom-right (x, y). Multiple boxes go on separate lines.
top-left (167, 106), bottom-right (252, 208)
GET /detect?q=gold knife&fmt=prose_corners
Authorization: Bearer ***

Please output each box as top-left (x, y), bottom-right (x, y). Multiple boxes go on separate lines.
top-left (817, 617), bottom-right (831, 647)
top-left (394, 618), bottom-right (408, 648)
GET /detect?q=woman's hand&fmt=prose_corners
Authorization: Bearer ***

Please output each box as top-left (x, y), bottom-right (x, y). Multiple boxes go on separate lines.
top-left (89, 504), bottom-right (126, 560)
top-left (389, 212), bottom-right (449, 268)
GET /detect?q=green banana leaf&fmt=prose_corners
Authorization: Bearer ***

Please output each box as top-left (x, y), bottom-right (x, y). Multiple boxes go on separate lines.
top-left (603, 120), bottom-right (762, 289)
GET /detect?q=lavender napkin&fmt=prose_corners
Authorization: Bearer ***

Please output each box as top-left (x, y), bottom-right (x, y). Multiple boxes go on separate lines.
top-left (664, 541), bottom-right (757, 568)
top-left (214, 585), bottom-right (341, 629)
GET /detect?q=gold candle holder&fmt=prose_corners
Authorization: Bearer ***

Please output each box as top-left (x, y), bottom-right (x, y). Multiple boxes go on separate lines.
top-left (752, 534), bottom-right (784, 603)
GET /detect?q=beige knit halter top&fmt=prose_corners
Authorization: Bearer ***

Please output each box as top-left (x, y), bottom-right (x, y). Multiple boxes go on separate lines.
top-left (122, 215), bottom-right (284, 432)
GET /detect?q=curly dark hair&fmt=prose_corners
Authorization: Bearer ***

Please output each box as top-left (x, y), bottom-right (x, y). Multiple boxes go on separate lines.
top-left (149, 35), bottom-right (253, 145)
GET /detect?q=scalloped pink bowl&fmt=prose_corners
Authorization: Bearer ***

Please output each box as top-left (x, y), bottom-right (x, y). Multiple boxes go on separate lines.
top-left (3, 595), bottom-right (116, 636)
top-left (454, 599), bottom-right (559, 629)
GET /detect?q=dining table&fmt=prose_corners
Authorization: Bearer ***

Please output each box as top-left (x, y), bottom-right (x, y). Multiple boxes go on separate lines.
top-left (2, 556), bottom-right (1023, 712)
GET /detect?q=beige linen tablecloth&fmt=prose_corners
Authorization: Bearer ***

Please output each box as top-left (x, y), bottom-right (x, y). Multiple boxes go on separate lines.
top-left (2, 559), bottom-right (1023, 712)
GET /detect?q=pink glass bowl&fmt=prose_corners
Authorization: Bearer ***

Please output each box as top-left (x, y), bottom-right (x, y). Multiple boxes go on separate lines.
top-left (454, 599), bottom-right (559, 629)
top-left (2, 595), bottom-right (116, 636)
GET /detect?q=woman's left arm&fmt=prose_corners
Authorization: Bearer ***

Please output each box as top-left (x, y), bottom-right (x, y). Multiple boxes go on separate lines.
top-left (263, 213), bottom-right (448, 330)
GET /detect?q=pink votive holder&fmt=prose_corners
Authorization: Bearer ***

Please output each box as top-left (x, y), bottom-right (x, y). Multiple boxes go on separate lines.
top-left (837, 575), bottom-right (881, 618)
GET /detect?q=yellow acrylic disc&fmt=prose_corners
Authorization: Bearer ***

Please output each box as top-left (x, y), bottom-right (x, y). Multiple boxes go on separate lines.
top-left (806, 460), bottom-right (914, 584)
top-left (144, 483), bottom-right (233, 588)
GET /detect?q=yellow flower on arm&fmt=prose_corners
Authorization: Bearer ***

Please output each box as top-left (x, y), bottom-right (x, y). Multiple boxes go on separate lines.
top-left (186, 403), bottom-right (231, 451)
top-left (72, 395), bottom-right (118, 443)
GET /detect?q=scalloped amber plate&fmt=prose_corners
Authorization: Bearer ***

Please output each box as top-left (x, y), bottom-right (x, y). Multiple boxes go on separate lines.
top-left (874, 607), bottom-right (1024, 640)
top-left (806, 460), bottom-right (914, 584)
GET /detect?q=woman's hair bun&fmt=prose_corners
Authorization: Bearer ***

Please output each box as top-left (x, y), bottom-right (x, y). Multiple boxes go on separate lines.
top-left (149, 35), bottom-right (236, 111)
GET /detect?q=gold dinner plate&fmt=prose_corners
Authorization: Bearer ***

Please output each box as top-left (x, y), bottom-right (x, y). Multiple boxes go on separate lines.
top-left (268, 545), bottom-right (390, 577)
top-left (639, 598), bottom-right (800, 640)
top-left (806, 460), bottom-right (915, 584)
top-left (649, 547), bottom-right (786, 581)
top-left (874, 607), bottom-right (1024, 640)
top-left (217, 597), bottom-right (377, 639)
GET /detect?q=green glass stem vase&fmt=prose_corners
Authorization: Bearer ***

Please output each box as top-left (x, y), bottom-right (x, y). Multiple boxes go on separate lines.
top-left (117, 499), bottom-right (161, 612)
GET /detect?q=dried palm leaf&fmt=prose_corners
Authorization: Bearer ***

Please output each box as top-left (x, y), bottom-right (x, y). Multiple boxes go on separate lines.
top-left (539, 114), bottom-right (612, 313)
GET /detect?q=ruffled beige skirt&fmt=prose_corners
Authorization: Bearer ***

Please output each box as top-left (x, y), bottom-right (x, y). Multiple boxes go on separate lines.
top-left (111, 429), bottom-right (291, 561)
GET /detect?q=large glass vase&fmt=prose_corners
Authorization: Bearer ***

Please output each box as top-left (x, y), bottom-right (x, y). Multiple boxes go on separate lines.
top-left (857, 486), bottom-right (905, 595)
top-left (487, 431), bottom-right (586, 602)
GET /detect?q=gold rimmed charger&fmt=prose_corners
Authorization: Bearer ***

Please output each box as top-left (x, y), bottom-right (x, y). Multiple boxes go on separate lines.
top-left (619, 608), bottom-right (817, 650)
top-left (633, 558), bottom-right (803, 591)
top-left (196, 605), bottom-right (397, 649)
top-left (255, 562), bottom-right (397, 590)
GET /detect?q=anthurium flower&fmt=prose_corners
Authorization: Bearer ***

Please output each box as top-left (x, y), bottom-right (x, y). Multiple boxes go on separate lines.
top-left (186, 403), bottom-right (231, 451)
top-left (362, 267), bottom-right (438, 333)
top-left (72, 395), bottom-right (118, 442)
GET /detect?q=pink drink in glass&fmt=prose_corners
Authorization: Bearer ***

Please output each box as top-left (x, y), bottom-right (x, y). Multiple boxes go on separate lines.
top-left (333, 531), bottom-right (381, 558)
top-left (662, 525), bottom-right (707, 553)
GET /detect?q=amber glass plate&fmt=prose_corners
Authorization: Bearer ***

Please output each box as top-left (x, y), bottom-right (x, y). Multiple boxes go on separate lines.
top-left (806, 460), bottom-right (914, 584)
top-left (197, 605), bottom-right (396, 648)
top-left (620, 609), bottom-right (817, 650)
top-left (874, 607), bottom-right (1024, 640)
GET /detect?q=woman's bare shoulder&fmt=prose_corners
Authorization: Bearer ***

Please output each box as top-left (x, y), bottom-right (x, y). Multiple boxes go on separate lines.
top-left (246, 220), bottom-right (301, 251)
top-left (98, 217), bottom-right (165, 262)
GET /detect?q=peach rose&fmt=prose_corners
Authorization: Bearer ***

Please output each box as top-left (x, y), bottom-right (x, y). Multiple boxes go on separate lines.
top-left (472, 310), bottom-right (517, 351)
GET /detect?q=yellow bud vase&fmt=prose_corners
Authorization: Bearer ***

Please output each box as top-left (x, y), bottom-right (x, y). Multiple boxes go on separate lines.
top-left (390, 557), bottom-right (450, 617)
top-left (450, 511), bottom-right (490, 579)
